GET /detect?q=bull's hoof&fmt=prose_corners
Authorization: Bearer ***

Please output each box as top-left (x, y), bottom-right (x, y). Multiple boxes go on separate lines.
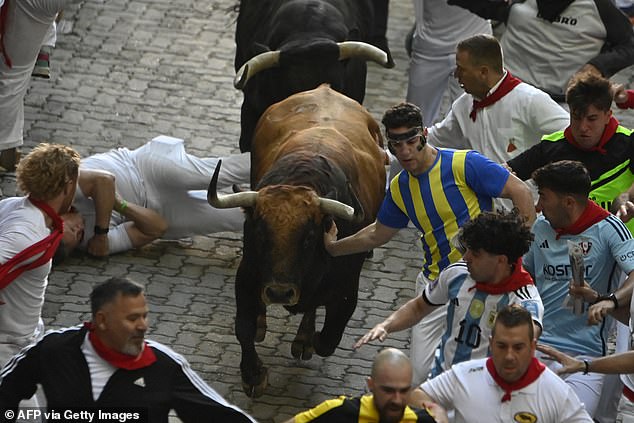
top-left (291, 338), bottom-right (314, 360)
top-left (242, 367), bottom-right (268, 398)
top-left (255, 314), bottom-right (267, 343)
top-left (313, 332), bottom-right (336, 357)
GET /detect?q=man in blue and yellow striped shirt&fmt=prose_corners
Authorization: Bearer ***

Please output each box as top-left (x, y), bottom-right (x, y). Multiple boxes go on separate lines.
top-left (324, 102), bottom-right (535, 385)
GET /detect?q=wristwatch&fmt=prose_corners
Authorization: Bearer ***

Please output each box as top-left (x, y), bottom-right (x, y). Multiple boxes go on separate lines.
top-left (94, 225), bottom-right (110, 235)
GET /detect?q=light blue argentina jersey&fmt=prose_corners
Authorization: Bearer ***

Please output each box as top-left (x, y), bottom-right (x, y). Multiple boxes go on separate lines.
top-left (523, 214), bottom-right (634, 357)
top-left (424, 261), bottom-right (543, 376)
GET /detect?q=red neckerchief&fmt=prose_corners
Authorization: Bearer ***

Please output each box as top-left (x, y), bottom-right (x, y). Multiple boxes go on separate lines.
top-left (470, 71), bottom-right (522, 122)
top-left (564, 116), bottom-right (619, 155)
top-left (554, 200), bottom-right (610, 239)
top-left (616, 90), bottom-right (634, 110)
top-left (486, 357), bottom-right (545, 402)
top-left (85, 322), bottom-right (157, 370)
top-left (0, 197), bottom-right (64, 291)
top-left (472, 259), bottom-right (534, 295)
top-left (0, 0), bottom-right (11, 68)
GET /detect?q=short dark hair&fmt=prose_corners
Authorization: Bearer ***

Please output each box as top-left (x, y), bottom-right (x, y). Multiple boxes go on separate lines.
top-left (90, 277), bottom-right (144, 318)
top-left (532, 160), bottom-right (591, 199)
top-left (566, 73), bottom-right (612, 115)
top-left (381, 102), bottom-right (423, 130)
top-left (456, 34), bottom-right (503, 74)
top-left (492, 305), bottom-right (534, 341)
top-left (460, 209), bottom-right (533, 263)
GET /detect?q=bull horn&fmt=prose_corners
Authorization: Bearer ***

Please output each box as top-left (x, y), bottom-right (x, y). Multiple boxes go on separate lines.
top-left (319, 198), bottom-right (355, 221)
top-left (337, 41), bottom-right (394, 68)
top-left (207, 160), bottom-right (258, 209)
top-left (234, 51), bottom-right (281, 90)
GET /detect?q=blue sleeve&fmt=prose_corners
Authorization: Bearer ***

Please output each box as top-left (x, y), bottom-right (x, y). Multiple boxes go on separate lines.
top-left (376, 189), bottom-right (410, 229)
top-left (605, 216), bottom-right (634, 275)
top-left (463, 150), bottom-right (510, 198)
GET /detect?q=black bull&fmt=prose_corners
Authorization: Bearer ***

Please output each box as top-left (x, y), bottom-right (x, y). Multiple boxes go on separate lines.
top-left (234, 0), bottom-right (393, 153)
top-left (208, 85), bottom-right (386, 397)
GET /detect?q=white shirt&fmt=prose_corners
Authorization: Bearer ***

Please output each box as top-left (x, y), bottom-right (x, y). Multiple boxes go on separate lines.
top-left (422, 358), bottom-right (593, 423)
top-left (0, 197), bottom-right (50, 345)
top-left (428, 81), bottom-right (569, 163)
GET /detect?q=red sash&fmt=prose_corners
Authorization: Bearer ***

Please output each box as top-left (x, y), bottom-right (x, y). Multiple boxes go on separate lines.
top-left (564, 116), bottom-right (619, 155)
top-left (470, 71), bottom-right (522, 122)
top-left (486, 357), bottom-right (545, 402)
top-left (86, 322), bottom-right (156, 370)
top-left (554, 200), bottom-right (610, 239)
top-left (473, 259), bottom-right (534, 295)
top-left (0, 197), bottom-right (64, 291)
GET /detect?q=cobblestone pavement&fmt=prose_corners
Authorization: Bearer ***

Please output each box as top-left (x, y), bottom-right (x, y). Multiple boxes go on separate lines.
top-left (2, 1), bottom-right (634, 422)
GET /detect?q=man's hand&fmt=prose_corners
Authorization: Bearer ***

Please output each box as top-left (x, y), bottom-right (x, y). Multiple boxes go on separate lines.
top-left (422, 401), bottom-right (449, 423)
top-left (536, 344), bottom-right (584, 375)
top-left (611, 83), bottom-right (629, 104)
top-left (354, 323), bottom-right (389, 349)
top-left (323, 220), bottom-right (338, 255)
top-left (87, 234), bottom-right (109, 257)
top-left (587, 299), bottom-right (615, 325)
top-left (617, 200), bottom-right (634, 223)
top-left (568, 279), bottom-right (598, 303)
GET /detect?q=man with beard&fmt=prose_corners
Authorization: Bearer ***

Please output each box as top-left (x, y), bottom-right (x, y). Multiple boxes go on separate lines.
top-left (523, 160), bottom-right (634, 418)
top-left (283, 348), bottom-right (447, 423)
top-left (0, 277), bottom-right (256, 423)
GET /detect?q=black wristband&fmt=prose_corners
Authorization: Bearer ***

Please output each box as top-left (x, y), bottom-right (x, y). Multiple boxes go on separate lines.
top-left (583, 359), bottom-right (591, 375)
top-left (595, 292), bottom-right (619, 309)
top-left (94, 225), bottom-right (109, 235)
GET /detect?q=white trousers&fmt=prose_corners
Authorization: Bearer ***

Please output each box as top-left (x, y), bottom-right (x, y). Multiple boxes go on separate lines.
top-left (130, 136), bottom-right (251, 239)
top-left (406, 48), bottom-right (463, 127)
top-left (0, 0), bottom-right (76, 149)
top-left (411, 271), bottom-right (447, 386)
top-left (617, 394), bottom-right (634, 423)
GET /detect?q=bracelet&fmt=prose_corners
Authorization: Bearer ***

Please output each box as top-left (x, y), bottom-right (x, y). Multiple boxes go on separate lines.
top-left (594, 292), bottom-right (619, 309)
top-left (583, 359), bottom-right (591, 375)
top-left (119, 199), bottom-right (128, 212)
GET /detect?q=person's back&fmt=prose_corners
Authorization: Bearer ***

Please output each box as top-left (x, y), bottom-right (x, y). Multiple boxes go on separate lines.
top-left (449, 0), bottom-right (634, 101)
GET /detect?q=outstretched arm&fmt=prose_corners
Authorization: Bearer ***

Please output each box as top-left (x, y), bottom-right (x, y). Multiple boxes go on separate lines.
top-left (355, 296), bottom-right (435, 349)
top-left (324, 220), bottom-right (399, 257)
top-left (538, 343), bottom-right (634, 375)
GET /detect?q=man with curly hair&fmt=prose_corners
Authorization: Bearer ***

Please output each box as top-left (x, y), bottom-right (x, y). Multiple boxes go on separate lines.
top-left (354, 209), bottom-right (543, 378)
top-left (0, 143), bottom-right (80, 368)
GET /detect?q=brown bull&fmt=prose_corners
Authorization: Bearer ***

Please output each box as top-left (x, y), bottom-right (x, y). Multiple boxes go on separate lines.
top-left (208, 84), bottom-right (385, 397)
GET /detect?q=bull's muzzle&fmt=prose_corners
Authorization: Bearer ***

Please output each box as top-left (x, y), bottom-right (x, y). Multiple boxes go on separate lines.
top-left (262, 283), bottom-right (300, 306)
